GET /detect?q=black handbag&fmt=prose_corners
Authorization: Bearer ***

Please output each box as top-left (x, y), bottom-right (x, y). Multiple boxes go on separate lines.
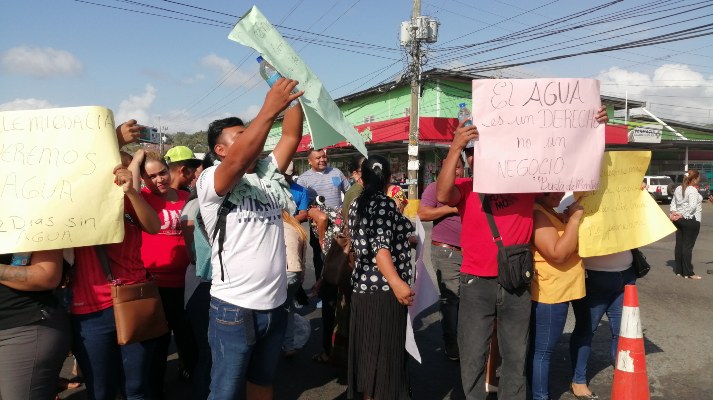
top-left (480, 194), bottom-right (534, 292)
top-left (631, 248), bottom-right (650, 278)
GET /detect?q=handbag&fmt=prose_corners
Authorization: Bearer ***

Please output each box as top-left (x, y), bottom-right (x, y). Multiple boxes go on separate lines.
top-left (97, 246), bottom-right (169, 345)
top-left (480, 194), bottom-right (534, 292)
top-left (631, 248), bottom-right (651, 278)
top-left (322, 231), bottom-right (355, 290)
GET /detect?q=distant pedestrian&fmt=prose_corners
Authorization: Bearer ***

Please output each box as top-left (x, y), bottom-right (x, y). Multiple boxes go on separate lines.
top-left (670, 168), bottom-right (703, 280)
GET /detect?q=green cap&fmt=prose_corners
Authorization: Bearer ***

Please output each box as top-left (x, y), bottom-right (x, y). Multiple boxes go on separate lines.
top-left (164, 146), bottom-right (201, 168)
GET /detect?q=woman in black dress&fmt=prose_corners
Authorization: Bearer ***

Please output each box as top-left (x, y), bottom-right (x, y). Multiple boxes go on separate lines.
top-left (347, 155), bottom-right (415, 400)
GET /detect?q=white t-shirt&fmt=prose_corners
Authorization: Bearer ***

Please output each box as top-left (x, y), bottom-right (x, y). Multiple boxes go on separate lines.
top-left (196, 158), bottom-right (287, 310)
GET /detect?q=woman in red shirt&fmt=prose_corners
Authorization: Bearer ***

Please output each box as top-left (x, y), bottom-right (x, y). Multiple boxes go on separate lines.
top-left (70, 149), bottom-right (161, 400)
top-left (139, 151), bottom-right (197, 396)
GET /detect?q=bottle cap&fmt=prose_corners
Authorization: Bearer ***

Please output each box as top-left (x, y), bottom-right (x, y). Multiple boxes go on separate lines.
top-left (459, 102), bottom-right (466, 108)
top-left (256, 56), bottom-right (264, 63)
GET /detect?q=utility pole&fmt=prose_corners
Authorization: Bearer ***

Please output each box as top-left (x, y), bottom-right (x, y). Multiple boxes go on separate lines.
top-left (407, 0), bottom-right (421, 202)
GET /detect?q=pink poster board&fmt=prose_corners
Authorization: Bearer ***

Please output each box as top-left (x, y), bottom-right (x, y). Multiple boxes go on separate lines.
top-left (471, 78), bottom-right (604, 193)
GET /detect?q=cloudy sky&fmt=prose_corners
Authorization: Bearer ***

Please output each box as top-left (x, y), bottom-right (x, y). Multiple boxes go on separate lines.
top-left (1, 0), bottom-right (711, 134)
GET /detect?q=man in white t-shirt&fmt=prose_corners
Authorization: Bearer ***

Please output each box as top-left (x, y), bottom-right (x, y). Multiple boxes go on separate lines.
top-left (196, 78), bottom-right (303, 400)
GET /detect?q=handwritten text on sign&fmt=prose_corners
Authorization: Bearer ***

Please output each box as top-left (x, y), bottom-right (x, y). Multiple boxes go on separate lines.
top-left (472, 79), bottom-right (605, 193)
top-left (0, 106), bottom-right (124, 253)
top-left (577, 151), bottom-right (676, 257)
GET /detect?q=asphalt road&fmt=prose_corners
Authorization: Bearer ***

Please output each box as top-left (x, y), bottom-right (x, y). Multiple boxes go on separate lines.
top-left (57, 203), bottom-right (713, 400)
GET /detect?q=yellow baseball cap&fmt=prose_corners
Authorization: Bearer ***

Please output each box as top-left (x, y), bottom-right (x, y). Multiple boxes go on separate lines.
top-left (164, 146), bottom-right (201, 168)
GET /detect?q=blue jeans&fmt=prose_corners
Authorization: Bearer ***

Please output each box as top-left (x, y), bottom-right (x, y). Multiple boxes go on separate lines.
top-left (208, 297), bottom-right (287, 400)
top-left (529, 301), bottom-right (572, 400)
top-left (570, 267), bottom-right (637, 384)
top-left (71, 307), bottom-right (156, 400)
top-left (283, 271), bottom-right (304, 352)
top-left (458, 275), bottom-right (531, 400)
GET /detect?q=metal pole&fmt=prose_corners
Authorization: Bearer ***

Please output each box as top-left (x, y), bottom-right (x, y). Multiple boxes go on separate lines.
top-left (407, 0), bottom-right (421, 201)
top-left (159, 116), bottom-right (163, 155)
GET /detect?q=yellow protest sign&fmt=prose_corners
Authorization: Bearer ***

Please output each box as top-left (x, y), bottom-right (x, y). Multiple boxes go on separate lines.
top-left (0, 106), bottom-right (124, 253)
top-left (578, 151), bottom-right (676, 257)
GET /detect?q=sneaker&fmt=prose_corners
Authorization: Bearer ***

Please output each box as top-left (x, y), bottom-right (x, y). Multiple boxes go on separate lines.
top-left (316, 300), bottom-right (323, 309)
top-left (445, 341), bottom-right (460, 361)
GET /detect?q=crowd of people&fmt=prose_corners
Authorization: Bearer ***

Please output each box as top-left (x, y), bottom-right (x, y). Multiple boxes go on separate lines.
top-left (0, 75), bottom-right (703, 400)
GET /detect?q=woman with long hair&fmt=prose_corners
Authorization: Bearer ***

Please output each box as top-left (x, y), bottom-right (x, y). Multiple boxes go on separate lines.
top-left (528, 192), bottom-right (589, 400)
top-left (281, 209), bottom-right (307, 357)
top-left (347, 155), bottom-right (415, 400)
top-left (670, 168), bottom-right (704, 279)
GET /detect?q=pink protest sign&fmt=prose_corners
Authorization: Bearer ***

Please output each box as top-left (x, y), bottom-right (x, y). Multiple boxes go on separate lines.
top-left (471, 78), bottom-right (605, 193)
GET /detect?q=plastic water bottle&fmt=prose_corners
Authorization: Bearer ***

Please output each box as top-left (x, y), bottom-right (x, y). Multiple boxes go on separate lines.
top-left (257, 56), bottom-right (298, 107)
top-left (458, 102), bottom-right (476, 147)
top-left (257, 56), bottom-right (282, 87)
top-left (458, 103), bottom-right (473, 127)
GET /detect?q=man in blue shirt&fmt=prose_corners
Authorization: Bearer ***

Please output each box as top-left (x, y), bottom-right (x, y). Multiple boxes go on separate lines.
top-left (284, 161), bottom-right (308, 222)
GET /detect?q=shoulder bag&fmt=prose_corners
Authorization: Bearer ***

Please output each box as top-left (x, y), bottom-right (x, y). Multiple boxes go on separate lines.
top-left (322, 213), bottom-right (355, 291)
top-left (631, 248), bottom-right (651, 278)
top-left (97, 246), bottom-right (169, 345)
top-left (480, 194), bottom-right (534, 293)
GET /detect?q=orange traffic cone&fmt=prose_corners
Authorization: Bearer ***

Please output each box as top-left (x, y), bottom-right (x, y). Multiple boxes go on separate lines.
top-left (611, 284), bottom-right (650, 400)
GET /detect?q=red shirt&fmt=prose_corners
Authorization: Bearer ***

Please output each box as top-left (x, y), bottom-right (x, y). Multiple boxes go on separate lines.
top-left (71, 198), bottom-right (148, 315)
top-left (140, 188), bottom-right (189, 288)
top-left (456, 179), bottom-right (535, 277)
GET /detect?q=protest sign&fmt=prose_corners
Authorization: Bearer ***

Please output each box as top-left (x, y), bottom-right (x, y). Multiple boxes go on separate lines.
top-left (228, 6), bottom-right (368, 156)
top-left (577, 151), bottom-right (676, 257)
top-left (472, 78), bottom-right (604, 193)
top-left (406, 217), bottom-right (439, 363)
top-left (0, 106), bottom-right (125, 253)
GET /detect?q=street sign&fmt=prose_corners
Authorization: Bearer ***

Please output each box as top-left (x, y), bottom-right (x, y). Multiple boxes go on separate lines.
top-left (628, 124), bottom-right (663, 143)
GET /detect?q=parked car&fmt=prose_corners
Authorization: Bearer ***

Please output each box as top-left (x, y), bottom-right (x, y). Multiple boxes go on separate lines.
top-left (661, 171), bottom-right (711, 199)
top-left (643, 175), bottom-right (675, 203)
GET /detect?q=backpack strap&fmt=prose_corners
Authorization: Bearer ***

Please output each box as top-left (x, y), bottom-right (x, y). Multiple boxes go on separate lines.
top-left (198, 193), bottom-right (235, 282)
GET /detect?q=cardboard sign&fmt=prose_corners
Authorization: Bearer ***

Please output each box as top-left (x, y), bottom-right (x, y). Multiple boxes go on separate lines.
top-left (0, 106), bottom-right (124, 253)
top-left (472, 78), bottom-right (605, 193)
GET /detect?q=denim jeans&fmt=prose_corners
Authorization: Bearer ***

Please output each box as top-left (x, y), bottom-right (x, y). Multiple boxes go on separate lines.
top-left (71, 307), bottom-right (156, 400)
top-left (570, 268), bottom-right (637, 384)
top-left (151, 286), bottom-right (198, 399)
top-left (186, 282), bottom-right (212, 400)
top-left (458, 274), bottom-right (531, 400)
top-left (283, 271), bottom-right (304, 352)
top-left (431, 245), bottom-right (462, 346)
top-left (208, 297), bottom-right (287, 400)
top-left (529, 301), bottom-right (572, 400)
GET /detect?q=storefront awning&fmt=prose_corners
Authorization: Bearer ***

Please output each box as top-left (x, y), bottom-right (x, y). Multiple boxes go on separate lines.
top-left (295, 116), bottom-right (630, 151)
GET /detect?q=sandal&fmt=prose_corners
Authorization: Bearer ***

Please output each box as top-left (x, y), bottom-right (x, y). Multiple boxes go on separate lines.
top-left (686, 275), bottom-right (703, 280)
top-left (311, 352), bottom-right (331, 363)
top-left (571, 384), bottom-right (599, 400)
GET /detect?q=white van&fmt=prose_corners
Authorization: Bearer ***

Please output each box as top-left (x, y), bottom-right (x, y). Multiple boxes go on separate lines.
top-left (643, 175), bottom-right (675, 203)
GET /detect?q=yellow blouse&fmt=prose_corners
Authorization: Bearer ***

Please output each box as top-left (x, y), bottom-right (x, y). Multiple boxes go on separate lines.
top-left (531, 203), bottom-right (585, 304)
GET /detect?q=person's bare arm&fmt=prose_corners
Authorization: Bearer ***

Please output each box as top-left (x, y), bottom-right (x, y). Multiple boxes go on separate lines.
top-left (294, 209), bottom-right (308, 223)
top-left (418, 204), bottom-right (459, 222)
top-left (272, 103), bottom-right (304, 172)
top-left (0, 250), bottom-right (64, 291)
top-left (114, 164), bottom-right (161, 234)
top-left (437, 119), bottom-right (477, 206)
top-left (116, 119), bottom-right (142, 148)
top-left (532, 203), bottom-right (583, 264)
top-left (213, 79), bottom-right (303, 196)
top-left (375, 249), bottom-right (414, 306)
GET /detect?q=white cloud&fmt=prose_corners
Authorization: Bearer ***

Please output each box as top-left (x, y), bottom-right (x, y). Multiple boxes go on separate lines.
top-left (597, 64), bottom-right (713, 125)
top-left (181, 73), bottom-right (205, 85)
top-left (0, 46), bottom-right (83, 78)
top-left (200, 54), bottom-right (255, 88)
top-left (160, 103), bottom-right (262, 134)
top-left (0, 98), bottom-right (58, 111)
top-left (115, 85), bottom-right (157, 125)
